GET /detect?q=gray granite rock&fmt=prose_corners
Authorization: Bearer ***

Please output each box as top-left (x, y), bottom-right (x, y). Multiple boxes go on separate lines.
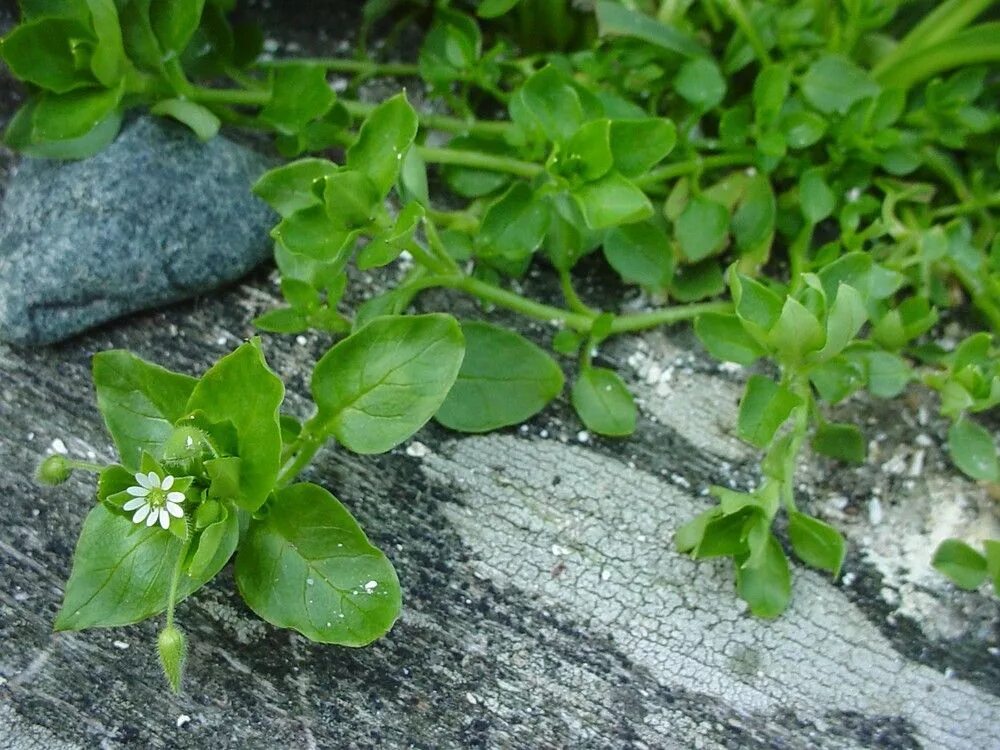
top-left (0, 116), bottom-right (276, 345)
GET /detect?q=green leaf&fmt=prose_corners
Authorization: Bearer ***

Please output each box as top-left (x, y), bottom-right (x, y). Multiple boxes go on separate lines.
top-left (811, 283), bottom-right (867, 363)
top-left (435, 322), bottom-right (563, 433)
top-left (235, 482), bottom-right (401, 645)
top-left (119, 0), bottom-right (163, 72)
top-left (520, 65), bottom-right (583, 143)
top-left (932, 539), bottom-right (988, 590)
top-left (322, 169), bottom-right (380, 229)
top-left (573, 172), bottom-right (653, 230)
top-left (253, 158), bottom-right (339, 218)
top-left (676, 196), bottom-right (729, 261)
top-left (441, 135), bottom-right (511, 198)
top-left (736, 534), bottom-right (791, 618)
top-left (186, 340), bottom-right (284, 511)
top-left (477, 182), bottom-right (550, 261)
top-left (32, 86), bottom-right (122, 141)
top-left (187, 501), bottom-right (239, 579)
top-left (312, 314), bottom-right (464, 454)
top-left (418, 8), bottom-right (481, 87)
top-left (675, 508), bottom-right (720, 553)
top-left (54, 504), bottom-right (222, 631)
top-left (812, 423), bottom-right (866, 465)
top-left (800, 55), bottom-right (880, 115)
top-left (272, 205), bottom-right (353, 261)
top-left (675, 57), bottom-right (726, 110)
top-left (594, 1), bottom-right (706, 58)
top-left (848, 349), bottom-right (912, 398)
top-left (738, 375), bottom-right (802, 448)
top-left (346, 93), bottom-right (419, 198)
top-left (810, 357), bottom-right (863, 404)
top-left (695, 312), bottom-right (764, 365)
top-left (561, 119), bottom-right (613, 182)
top-left (0, 17), bottom-right (96, 93)
top-left (799, 168), bottom-right (835, 224)
top-left (477, 0), bottom-right (520, 18)
top-left (732, 273), bottom-right (783, 332)
top-left (85, 0), bottom-right (126, 87)
top-left (732, 175), bottom-right (775, 251)
top-left (781, 111), bottom-right (827, 149)
top-left (150, 98), bottom-right (220, 140)
top-left (571, 367), bottom-right (637, 437)
top-left (149, 0), bottom-right (205, 54)
top-left (694, 506), bottom-right (757, 558)
top-left (753, 64), bottom-right (791, 126)
top-left (254, 307), bottom-right (309, 334)
top-left (259, 63), bottom-right (336, 135)
top-left (768, 297), bottom-right (825, 364)
top-left (947, 417), bottom-right (1000, 481)
top-left (5, 102), bottom-right (121, 159)
top-left (609, 118), bottom-right (677, 178)
top-left (671, 260), bottom-right (725, 302)
top-left (398, 146), bottom-right (429, 205)
top-left (92, 350), bottom-right (198, 471)
top-left (603, 220), bottom-right (673, 291)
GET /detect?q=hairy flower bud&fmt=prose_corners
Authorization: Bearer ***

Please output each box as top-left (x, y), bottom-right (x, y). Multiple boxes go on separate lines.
top-left (36, 455), bottom-right (72, 486)
top-left (158, 625), bottom-right (188, 694)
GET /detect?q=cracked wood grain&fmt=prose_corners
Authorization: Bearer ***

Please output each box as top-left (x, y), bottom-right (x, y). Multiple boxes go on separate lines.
top-left (1, 268), bottom-right (998, 749)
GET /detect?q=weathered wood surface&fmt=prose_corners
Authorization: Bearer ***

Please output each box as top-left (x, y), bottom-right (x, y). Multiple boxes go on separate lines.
top-left (1, 265), bottom-right (999, 749)
top-left (2, 2), bottom-right (999, 747)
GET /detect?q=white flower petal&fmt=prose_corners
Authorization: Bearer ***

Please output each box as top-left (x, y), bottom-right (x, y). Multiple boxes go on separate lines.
top-left (135, 472), bottom-right (153, 489)
top-left (167, 491), bottom-right (185, 503)
top-left (133, 505), bottom-right (151, 523)
top-left (159, 510), bottom-right (170, 529)
top-left (147, 471), bottom-right (162, 489)
top-left (123, 497), bottom-right (146, 511)
top-left (166, 501), bottom-right (184, 518)
top-left (161, 475), bottom-right (174, 491)
top-left (146, 510), bottom-right (159, 527)
top-left (126, 486), bottom-right (150, 497)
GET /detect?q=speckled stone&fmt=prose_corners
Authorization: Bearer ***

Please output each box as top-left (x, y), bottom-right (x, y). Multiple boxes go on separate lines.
top-left (0, 116), bottom-right (275, 345)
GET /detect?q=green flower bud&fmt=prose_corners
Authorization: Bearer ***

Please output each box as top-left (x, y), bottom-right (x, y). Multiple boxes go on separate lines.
top-left (162, 426), bottom-right (210, 475)
top-left (36, 455), bottom-right (72, 486)
top-left (157, 625), bottom-right (188, 694)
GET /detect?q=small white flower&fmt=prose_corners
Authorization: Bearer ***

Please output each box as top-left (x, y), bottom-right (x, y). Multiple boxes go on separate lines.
top-left (122, 471), bottom-right (185, 530)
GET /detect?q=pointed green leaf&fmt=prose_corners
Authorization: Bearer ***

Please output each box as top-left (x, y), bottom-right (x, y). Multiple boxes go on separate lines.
top-left (186, 340), bottom-right (284, 511)
top-left (312, 314), bottom-right (464, 453)
top-left (235, 482), bottom-right (401, 645)
top-left (92, 351), bottom-right (198, 471)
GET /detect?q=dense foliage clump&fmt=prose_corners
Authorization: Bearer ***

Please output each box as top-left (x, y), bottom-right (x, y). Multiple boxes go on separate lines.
top-left (5, 0), bottom-right (998, 689)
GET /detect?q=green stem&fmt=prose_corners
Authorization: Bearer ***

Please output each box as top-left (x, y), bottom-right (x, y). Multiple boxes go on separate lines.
top-left (558, 268), bottom-right (596, 315)
top-left (457, 276), bottom-right (595, 330)
top-left (634, 153), bottom-right (754, 188)
top-left (190, 85), bottom-right (269, 106)
top-left (64, 459), bottom-right (105, 473)
top-left (339, 100), bottom-right (514, 138)
top-left (257, 57), bottom-right (421, 78)
top-left (276, 431), bottom-right (323, 488)
top-left (416, 144), bottom-right (543, 179)
top-left (165, 535), bottom-right (193, 629)
top-left (608, 301), bottom-right (733, 333)
top-left (163, 58), bottom-right (194, 97)
top-left (422, 221), bottom-right (463, 274)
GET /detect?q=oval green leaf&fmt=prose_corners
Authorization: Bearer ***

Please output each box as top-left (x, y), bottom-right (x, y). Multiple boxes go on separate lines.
top-left (435, 321), bottom-right (564, 433)
top-left (312, 314), bottom-right (465, 453)
top-left (571, 367), bottom-right (637, 437)
top-left (235, 482), bottom-right (401, 645)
